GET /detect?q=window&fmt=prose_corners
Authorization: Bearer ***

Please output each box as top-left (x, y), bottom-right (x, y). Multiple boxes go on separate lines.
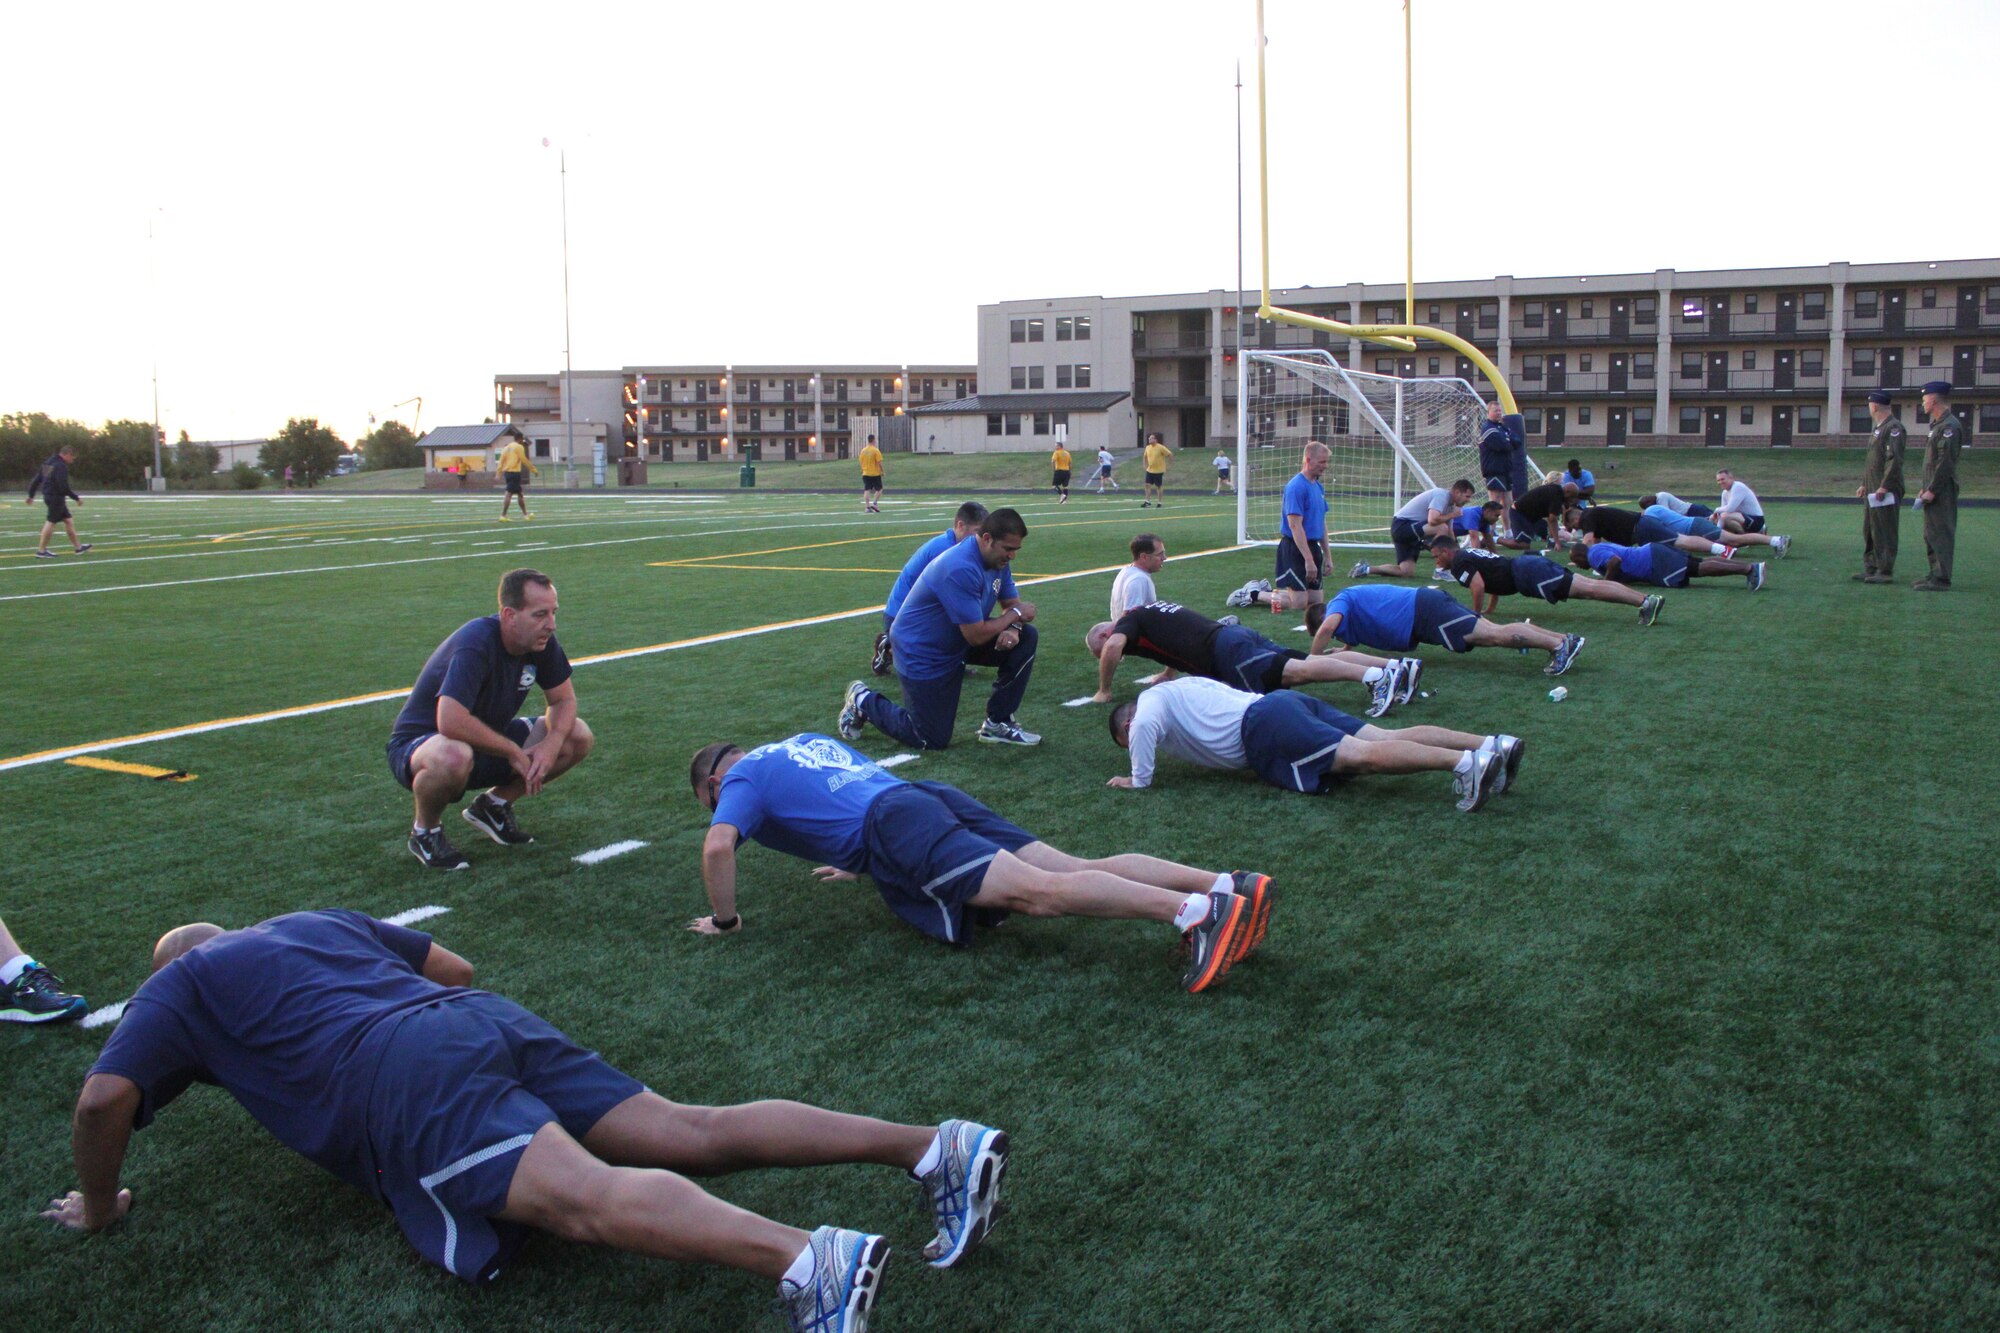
top-left (1852, 349), bottom-right (1875, 376)
top-left (1009, 318), bottom-right (1025, 344)
top-left (1377, 305), bottom-right (1398, 322)
top-left (1075, 364), bottom-right (1092, 388)
top-left (1427, 304), bottom-right (1441, 322)
top-left (1026, 318), bottom-right (1044, 342)
top-left (1010, 367), bottom-right (1027, 390)
top-left (1075, 316), bottom-right (1090, 340)
top-left (1635, 297), bottom-right (1657, 324)
top-left (1522, 355), bottom-right (1544, 382)
top-left (1679, 407), bottom-right (1702, 433)
top-left (1802, 351), bottom-right (1825, 377)
top-left (1920, 347), bottom-right (1935, 367)
top-left (1681, 298), bottom-right (1705, 322)
top-left (1055, 365), bottom-right (1072, 389)
top-left (1921, 288), bottom-right (1938, 309)
top-left (1027, 366), bottom-right (1044, 390)
top-left (1848, 405), bottom-right (1871, 433)
top-left (1032, 412), bottom-right (1050, 435)
top-left (1987, 285), bottom-right (2000, 314)
top-left (1523, 301), bottom-right (1544, 328)
top-left (1854, 291), bottom-right (1879, 318)
top-left (1681, 353), bottom-right (1703, 380)
top-left (532, 439), bottom-right (551, 459)
top-left (1523, 409), bottom-right (1543, 434)
top-left (1744, 294), bottom-right (1760, 313)
top-left (1740, 406), bottom-right (1755, 426)
top-left (1800, 405), bottom-right (1821, 433)
top-left (1375, 358), bottom-right (1395, 374)
top-left (1427, 357), bottom-right (1441, 375)
top-left (1285, 409), bottom-right (1298, 428)
top-left (1052, 411), bottom-right (1070, 432)
top-left (1632, 407), bottom-right (1654, 433)
top-left (1634, 353), bottom-right (1655, 379)
top-left (1478, 302), bottom-right (1498, 330)
top-left (1003, 414), bottom-right (1022, 436)
top-left (1803, 293), bottom-right (1827, 320)
top-left (1055, 316), bottom-right (1074, 341)
top-left (1578, 406), bottom-right (1593, 425)
top-left (1980, 405), bottom-right (2000, 433)
top-left (1580, 354), bottom-right (1594, 372)
top-left (1985, 348), bottom-right (2000, 373)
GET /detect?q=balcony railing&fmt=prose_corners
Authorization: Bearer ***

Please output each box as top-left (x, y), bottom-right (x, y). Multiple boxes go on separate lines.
top-left (501, 395), bottom-right (562, 413)
top-left (1137, 380), bottom-right (1212, 404)
top-left (1133, 330), bottom-right (1210, 353)
top-left (1514, 371), bottom-right (1657, 394)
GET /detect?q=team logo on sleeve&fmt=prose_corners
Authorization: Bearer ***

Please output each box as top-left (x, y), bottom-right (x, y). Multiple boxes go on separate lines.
top-left (519, 665), bottom-right (538, 689)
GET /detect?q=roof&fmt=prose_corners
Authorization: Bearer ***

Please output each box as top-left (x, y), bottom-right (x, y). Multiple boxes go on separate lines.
top-left (908, 391), bottom-right (1129, 415)
top-left (417, 424), bottom-right (527, 450)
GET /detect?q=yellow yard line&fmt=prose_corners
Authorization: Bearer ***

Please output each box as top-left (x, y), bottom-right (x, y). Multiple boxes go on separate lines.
top-left (64, 757), bottom-right (196, 781)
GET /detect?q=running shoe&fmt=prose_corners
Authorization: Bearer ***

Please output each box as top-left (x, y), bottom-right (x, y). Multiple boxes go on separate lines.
top-left (1481, 734), bottom-right (1525, 795)
top-left (462, 793), bottom-right (534, 846)
top-left (1397, 657), bottom-right (1423, 705)
top-left (409, 827), bottom-right (471, 871)
top-left (975, 718), bottom-right (1041, 746)
top-left (871, 632), bottom-right (893, 676)
top-left (1748, 564), bottom-right (1767, 591)
top-left (1181, 891), bottom-right (1248, 994)
top-left (838, 681), bottom-right (870, 741)
top-left (73, 544), bottom-right (92, 553)
top-left (1544, 633), bottom-right (1585, 677)
top-left (1452, 749), bottom-right (1502, 813)
top-left (34, 550), bottom-right (55, 559)
top-left (1229, 872), bottom-right (1275, 961)
top-left (915, 1120), bottom-right (1009, 1268)
top-left (778, 1227), bottom-right (889, 1333)
top-left (1348, 560), bottom-right (1370, 579)
top-left (0, 964), bottom-right (88, 1024)
top-left (1224, 584), bottom-right (1255, 609)
top-left (1639, 593), bottom-right (1663, 626)
top-left (1773, 535), bottom-right (1791, 558)
top-left (1365, 664), bottom-right (1399, 719)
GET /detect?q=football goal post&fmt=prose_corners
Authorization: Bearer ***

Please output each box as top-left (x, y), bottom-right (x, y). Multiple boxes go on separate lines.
top-left (1235, 349), bottom-right (1500, 549)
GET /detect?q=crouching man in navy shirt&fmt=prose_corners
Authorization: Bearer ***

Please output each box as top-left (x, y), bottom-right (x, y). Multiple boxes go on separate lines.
top-left (45, 910), bottom-right (1008, 1326)
top-left (388, 568), bottom-right (594, 870)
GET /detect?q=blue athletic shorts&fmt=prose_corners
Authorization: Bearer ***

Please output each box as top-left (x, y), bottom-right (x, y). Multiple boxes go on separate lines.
top-left (1684, 516), bottom-right (1724, 541)
top-left (1632, 515), bottom-right (1678, 545)
top-left (1479, 452), bottom-right (1511, 494)
top-left (1389, 517), bottom-right (1426, 564)
top-left (1411, 586), bottom-right (1481, 653)
top-left (860, 781), bottom-right (1035, 944)
top-left (1274, 536), bottom-right (1326, 592)
top-left (389, 718), bottom-right (534, 792)
top-left (1514, 554), bottom-right (1574, 605)
top-left (1649, 544), bottom-right (1691, 587)
top-left (1210, 624), bottom-right (1305, 694)
top-left (370, 992), bottom-right (644, 1284)
top-left (1241, 691), bottom-right (1365, 793)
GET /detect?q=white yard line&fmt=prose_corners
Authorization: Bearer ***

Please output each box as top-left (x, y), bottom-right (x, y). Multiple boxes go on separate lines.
top-left (573, 839), bottom-right (648, 865)
top-left (79, 1001), bottom-right (128, 1030)
top-left (877, 753), bottom-right (920, 768)
top-left (383, 904), bottom-right (453, 927)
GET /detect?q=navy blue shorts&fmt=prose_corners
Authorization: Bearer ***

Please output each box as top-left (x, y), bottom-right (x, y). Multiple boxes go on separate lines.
top-left (1241, 691), bottom-right (1366, 793)
top-left (860, 782), bottom-right (1035, 944)
top-left (388, 718), bottom-right (534, 792)
top-left (1632, 515), bottom-right (1679, 544)
top-left (1686, 502), bottom-right (1714, 518)
top-left (1648, 544), bottom-right (1691, 587)
top-left (1411, 586), bottom-right (1481, 653)
top-left (1737, 514), bottom-right (1767, 533)
top-left (370, 992), bottom-right (644, 1284)
top-left (1274, 537), bottom-right (1326, 591)
top-left (1210, 624), bottom-right (1306, 694)
top-left (1479, 453), bottom-right (1511, 494)
top-left (1514, 554), bottom-right (1574, 604)
top-left (1390, 517), bottom-right (1426, 564)
top-left (1683, 516), bottom-right (1724, 541)
top-left (503, 472), bottom-right (524, 494)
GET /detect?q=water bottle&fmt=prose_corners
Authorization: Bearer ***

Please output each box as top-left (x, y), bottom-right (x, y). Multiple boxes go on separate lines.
top-left (1548, 686), bottom-right (1568, 703)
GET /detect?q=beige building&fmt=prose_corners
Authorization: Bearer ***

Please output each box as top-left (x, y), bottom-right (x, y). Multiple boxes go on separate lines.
top-left (982, 258), bottom-right (2000, 453)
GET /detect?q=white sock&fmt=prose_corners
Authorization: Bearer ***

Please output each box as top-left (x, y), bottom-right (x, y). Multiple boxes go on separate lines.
top-left (1453, 751), bottom-right (1475, 774)
top-left (0, 954), bottom-right (32, 986)
top-left (781, 1240), bottom-right (816, 1290)
top-left (1363, 667), bottom-right (1385, 683)
top-left (1173, 894), bottom-right (1211, 931)
top-left (1211, 872), bottom-right (1234, 897)
top-left (912, 1131), bottom-right (944, 1179)
top-left (414, 823), bottom-right (440, 836)
top-left (483, 792), bottom-right (510, 808)
top-left (1709, 543), bottom-right (1727, 556)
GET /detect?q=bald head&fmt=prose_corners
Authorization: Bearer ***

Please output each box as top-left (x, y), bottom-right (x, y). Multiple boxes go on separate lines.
top-left (1086, 622), bottom-right (1116, 657)
top-left (153, 922), bottom-right (224, 973)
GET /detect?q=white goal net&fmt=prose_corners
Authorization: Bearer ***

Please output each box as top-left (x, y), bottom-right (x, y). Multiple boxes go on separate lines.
top-left (1236, 349), bottom-right (1501, 549)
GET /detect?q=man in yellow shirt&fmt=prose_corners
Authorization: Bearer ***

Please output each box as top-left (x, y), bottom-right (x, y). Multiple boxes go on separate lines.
top-left (1049, 443), bottom-right (1072, 504)
top-left (495, 437), bottom-right (539, 520)
top-left (858, 434), bottom-right (884, 513)
top-left (1141, 433), bottom-right (1173, 508)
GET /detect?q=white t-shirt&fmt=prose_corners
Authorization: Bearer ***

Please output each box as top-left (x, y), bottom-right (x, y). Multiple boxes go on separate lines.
top-left (1652, 491), bottom-right (1695, 515)
top-left (1394, 487), bottom-right (1451, 522)
top-left (1213, 451), bottom-right (1231, 472)
top-left (1109, 565), bottom-right (1158, 621)
top-left (1096, 449), bottom-right (1116, 470)
top-left (1127, 677), bottom-right (1256, 788)
top-left (1717, 480), bottom-right (1763, 518)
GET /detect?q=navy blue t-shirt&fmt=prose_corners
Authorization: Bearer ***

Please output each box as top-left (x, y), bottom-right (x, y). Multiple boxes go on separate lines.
top-left (1324, 584), bottom-right (1420, 651)
top-left (889, 535), bottom-right (1016, 681)
top-left (89, 910), bottom-right (455, 1200)
top-left (710, 733), bottom-right (905, 871)
top-left (390, 616), bottom-right (572, 746)
top-left (884, 529), bottom-right (956, 621)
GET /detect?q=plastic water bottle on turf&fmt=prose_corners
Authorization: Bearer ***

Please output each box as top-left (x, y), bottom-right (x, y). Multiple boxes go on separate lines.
top-left (1548, 686), bottom-right (1568, 703)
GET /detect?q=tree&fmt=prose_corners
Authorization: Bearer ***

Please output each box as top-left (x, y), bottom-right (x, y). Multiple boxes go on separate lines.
top-left (260, 418), bottom-right (346, 486)
top-left (0, 412), bottom-right (92, 483)
top-left (358, 420), bottom-right (422, 471)
top-left (167, 441), bottom-right (220, 482)
top-left (81, 420), bottom-right (158, 487)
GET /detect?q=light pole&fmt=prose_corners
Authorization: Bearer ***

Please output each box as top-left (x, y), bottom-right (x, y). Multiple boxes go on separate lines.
top-left (148, 209), bottom-right (165, 490)
top-left (545, 138), bottom-right (575, 487)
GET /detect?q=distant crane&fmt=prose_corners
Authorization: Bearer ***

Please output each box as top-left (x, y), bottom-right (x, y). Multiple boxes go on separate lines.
top-left (368, 396), bottom-right (424, 435)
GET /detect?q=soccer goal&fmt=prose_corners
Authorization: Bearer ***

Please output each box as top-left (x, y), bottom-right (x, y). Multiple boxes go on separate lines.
top-left (1236, 349), bottom-right (1496, 549)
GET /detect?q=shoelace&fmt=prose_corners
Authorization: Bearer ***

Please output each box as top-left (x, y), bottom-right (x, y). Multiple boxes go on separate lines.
top-left (18, 966), bottom-right (70, 997)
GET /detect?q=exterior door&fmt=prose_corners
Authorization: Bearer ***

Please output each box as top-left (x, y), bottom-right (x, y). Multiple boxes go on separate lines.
top-left (1610, 301), bottom-right (1630, 340)
top-left (1711, 296), bottom-right (1731, 336)
top-left (1546, 407), bottom-right (1566, 446)
top-left (1549, 355), bottom-right (1567, 392)
top-left (1959, 286), bottom-right (1981, 332)
top-left (1398, 357), bottom-right (1417, 377)
top-left (1772, 407), bottom-right (1793, 447)
top-left (1885, 290), bottom-right (1905, 334)
top-left (1774, 350), bottom-right (1795, 390)
top-left (1456, 304), bottom-right (1476, 338)
top-left (784, 440), bottom-right (797, 460)
top-left (1610, 354), bottom-right (1629, 392)
top-left (1956, 345), bottom-right (1976, 387)
top-left (1549, 301), bottom-right (1568, 340)
top-left (1706, 408), bottom-right (1727, 447)
top-left (1607, 409), bottom-right (1627, 447)
top-left (1709, 352), bottom-right (1728, 389)
top-left (1883, 349), bottom-right (1902, 388)
top-left (695, 440), bottom-right (709, 461)
top-left (1777, 294), bottom-right (1797, 335)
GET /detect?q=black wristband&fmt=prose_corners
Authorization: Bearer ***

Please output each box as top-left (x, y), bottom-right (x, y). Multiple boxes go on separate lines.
top-left (712, 914), bottom-right (739, 931)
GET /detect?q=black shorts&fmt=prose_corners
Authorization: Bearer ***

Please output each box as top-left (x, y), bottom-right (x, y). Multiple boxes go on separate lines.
top-left (1144, 471), bottom-right (1164, 487)
top-left (1052, 470), bottom-right (1070, 487)
top-left (1274, 537), bottom-right (1325, 592)
top-left (43, 501), bottom-right (72, 523)
top-left (1738, 515), bottom-right (1767, 533)
top-left (1390, 517), bottom-right (1427, 564)
top-left (503, 472), bottom-right (524, 494)
top-left (863, 476), bottom-right (883, 493)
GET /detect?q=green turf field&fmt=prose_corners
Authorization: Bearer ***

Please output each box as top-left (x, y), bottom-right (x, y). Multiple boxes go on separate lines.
top-left (4, 488), bottom-right (1995, 1329)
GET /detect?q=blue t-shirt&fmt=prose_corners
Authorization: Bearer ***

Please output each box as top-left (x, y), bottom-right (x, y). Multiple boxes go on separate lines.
top-left (710, 733), bottom-right (904, 872)
top-left (1324, 584), bottom-right (1418, 651)
top-left (89, 910), bottom-right (450, 1199)
top-left (884, 530), bottom-right (956, 622)
top-left (1642, 505), bottom-right (1701, 535)
top-left (1452, 506), bottom-right (1490, 536)
top-left (1280, 472), bottom-right (1327, 541)
top-left (1585, 541), bottom-right (1655, 580)
top-left (888, 535), bottom-right (1015, 681)
top-left (1566, 468), bottom-right (1595, 488)
top-left (390, 616), bottom-right (572, 746)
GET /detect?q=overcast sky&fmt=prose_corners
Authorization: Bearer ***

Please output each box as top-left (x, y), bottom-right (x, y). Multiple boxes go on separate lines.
top-left (4, 0), bottom-right (1993, 446)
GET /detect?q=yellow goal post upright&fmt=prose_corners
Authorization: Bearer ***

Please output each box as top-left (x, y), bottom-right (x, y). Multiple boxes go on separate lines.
top-left (1237, 0), bottom-right (1529, 549)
